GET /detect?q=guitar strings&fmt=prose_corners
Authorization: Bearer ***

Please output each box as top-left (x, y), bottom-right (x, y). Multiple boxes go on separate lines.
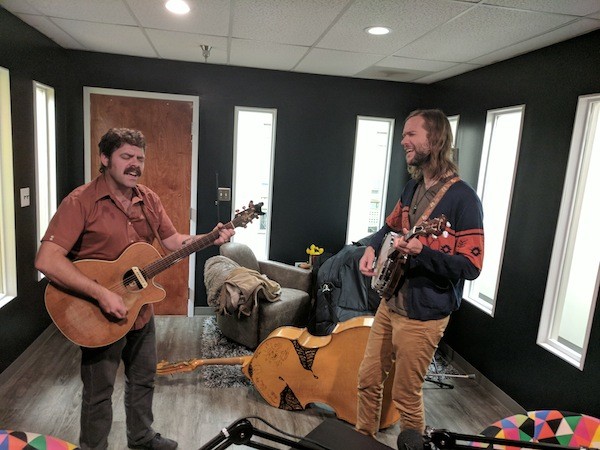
top-left (98, 217), bottom-right (243, 296)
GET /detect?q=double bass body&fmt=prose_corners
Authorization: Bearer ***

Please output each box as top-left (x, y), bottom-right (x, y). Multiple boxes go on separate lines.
top-left (242, 316), bottom-right (399, 429)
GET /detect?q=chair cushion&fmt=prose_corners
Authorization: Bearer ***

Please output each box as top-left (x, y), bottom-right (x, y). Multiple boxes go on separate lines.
top-left (220, 242), bottom-right (260, 272)
top-left (216, 287), bottom-right (311, 349)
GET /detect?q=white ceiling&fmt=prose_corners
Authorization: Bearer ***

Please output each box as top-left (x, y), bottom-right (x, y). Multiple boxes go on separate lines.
top-left (2, 0), bottom-right (600, 84)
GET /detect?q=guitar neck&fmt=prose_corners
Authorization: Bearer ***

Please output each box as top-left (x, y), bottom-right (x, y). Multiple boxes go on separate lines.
top-left (143, 221), bottom-right (234, 279)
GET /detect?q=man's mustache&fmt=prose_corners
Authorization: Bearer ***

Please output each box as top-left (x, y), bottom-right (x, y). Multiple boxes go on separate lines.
top-left (124, 166), bottom-right (142, 176)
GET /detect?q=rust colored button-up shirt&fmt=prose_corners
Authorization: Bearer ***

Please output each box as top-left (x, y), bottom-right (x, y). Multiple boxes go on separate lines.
top-left (42, 174), bottom-right (177, 330)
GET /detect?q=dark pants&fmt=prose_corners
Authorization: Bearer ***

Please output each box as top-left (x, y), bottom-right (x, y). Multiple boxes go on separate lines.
top-left (79, 317), bottom-right (157, 450)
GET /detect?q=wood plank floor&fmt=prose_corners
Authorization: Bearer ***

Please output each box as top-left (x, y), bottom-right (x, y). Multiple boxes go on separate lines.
top-left (0, 316), bottom-right (522, 449)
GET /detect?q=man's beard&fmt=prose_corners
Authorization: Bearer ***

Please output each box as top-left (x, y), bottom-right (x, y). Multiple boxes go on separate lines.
top-left (408, 145), bottom-right (431, 167)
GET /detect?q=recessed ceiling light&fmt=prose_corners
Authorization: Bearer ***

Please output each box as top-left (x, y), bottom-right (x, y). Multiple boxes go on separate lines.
top-left (365, 26), bottom-right (391, 36)
top-left (165, 0), bottom-right (190, 15)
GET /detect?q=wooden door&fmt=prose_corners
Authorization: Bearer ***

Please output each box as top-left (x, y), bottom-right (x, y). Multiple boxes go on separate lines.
top-left (89, 93), bottom-right (193, 315)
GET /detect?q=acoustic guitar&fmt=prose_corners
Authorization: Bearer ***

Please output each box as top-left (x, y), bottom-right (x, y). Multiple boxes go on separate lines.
top-left (44, 201), bottom-right (263, 348)
top-left (157, 316), bottom-right (400, 429)
top-left (371, 216), bottom-right (448, 299)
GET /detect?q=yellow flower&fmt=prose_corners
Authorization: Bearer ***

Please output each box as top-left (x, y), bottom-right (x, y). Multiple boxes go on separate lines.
top-left (306, 244), bottom-right (324, 256)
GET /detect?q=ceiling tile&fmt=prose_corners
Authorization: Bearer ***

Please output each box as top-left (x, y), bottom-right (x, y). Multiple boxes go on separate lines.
top-left (128, 0), bottom-right (230, 36)
top-left (395, 4), bottom-right (576, 62)
top-left (470, 18), bottom-right (600, 65)
top-left (483, 0), bottom-right (600, 16)
top-left (230, 38), bottom-right (308, 71)
top-left (146, 29), bottom-right (228, 63)
top-left (15, 13), bottom-right (86, 49)
top-left (295, 47), bottom-right (384, 77)
top-left (354, 65), bottom-right (435, 83)
top-left (0, 0), bottom-right (42, 14)
top-left (412, 62), bottom-right (482, 84)
top-left (377, 55), bottom-right (456, 72)
top-left (231, 0), bottom-right (348, 45)
top-left (19, 0), bottom-right (137, 25)
top-left (51, 18), bottom-right (157, 57)
top-left (317, 0), bottom-right (473, 54)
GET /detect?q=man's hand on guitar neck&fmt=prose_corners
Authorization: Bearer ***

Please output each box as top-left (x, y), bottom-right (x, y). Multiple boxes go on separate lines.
top-left (394, 228), bottom-right (424, 256)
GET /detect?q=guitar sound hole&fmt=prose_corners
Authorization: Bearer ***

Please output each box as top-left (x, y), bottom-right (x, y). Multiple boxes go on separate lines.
top-left (123, 269), bottom-right (145, 291)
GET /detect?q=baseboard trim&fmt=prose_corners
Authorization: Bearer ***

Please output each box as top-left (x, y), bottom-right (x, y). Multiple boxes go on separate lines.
top-left (438, 342), bottom-right (525, 414)
top-left (194, 306), bottom-right (215, 316)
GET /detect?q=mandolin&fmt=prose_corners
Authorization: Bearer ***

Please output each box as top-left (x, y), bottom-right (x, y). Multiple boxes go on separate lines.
top-left (157, 316), bottom-right (400, 430)
top-left (44, 201), bottom-right (263, 348)
top-left (371, 215), bottom-right (449, 299)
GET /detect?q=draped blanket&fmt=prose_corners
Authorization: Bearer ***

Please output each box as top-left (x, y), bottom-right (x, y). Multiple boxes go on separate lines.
top-left (204, 256), bottom-right (281, 317)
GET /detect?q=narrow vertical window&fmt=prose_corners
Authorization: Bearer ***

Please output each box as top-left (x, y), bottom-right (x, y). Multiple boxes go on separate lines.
top-left (346, 116), bottom-right (394, 244)
top-left (465, 105), bottom-right (525, 315)
top-left (447, 115), bottom-right (459, 148)
top-left (538, 94), bottom-right (600, 370)
top-left (232, 107), bottom-right (276, 260)
top-left (34, 81), bottom-right (57, 277)
top-left (0, 67), bottom-right (17, 308)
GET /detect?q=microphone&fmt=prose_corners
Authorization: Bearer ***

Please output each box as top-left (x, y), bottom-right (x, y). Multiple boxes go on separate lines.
top-left (397, 429), bottom-right (424, 450)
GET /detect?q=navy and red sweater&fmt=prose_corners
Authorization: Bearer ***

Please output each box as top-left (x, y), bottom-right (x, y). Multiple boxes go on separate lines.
top-left (371, 178), bottom-right (484, 320)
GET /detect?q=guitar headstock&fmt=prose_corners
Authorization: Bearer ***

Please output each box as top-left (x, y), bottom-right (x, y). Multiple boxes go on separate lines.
top-left (232, 201), bottom-right (264, 228)
top-left (156, 359), bottom-right (199, 376)
top-left (417, 215), bottom-right (449, 237)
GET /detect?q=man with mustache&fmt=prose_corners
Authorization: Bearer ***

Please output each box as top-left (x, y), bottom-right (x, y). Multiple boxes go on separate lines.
top-left (355, 110), bottom-right (484, 443)
top-left (35, 128), bottom-right (234, 450)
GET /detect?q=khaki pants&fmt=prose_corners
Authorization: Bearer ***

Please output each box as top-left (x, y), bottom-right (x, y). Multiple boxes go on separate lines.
top-left (356, 300), bottom-right (449, 435)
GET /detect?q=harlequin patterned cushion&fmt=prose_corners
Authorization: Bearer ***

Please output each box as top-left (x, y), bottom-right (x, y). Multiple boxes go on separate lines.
top-left (0, 430), bottom-right (79, 449)
top-left (480, 410), bottom-right (600, 449)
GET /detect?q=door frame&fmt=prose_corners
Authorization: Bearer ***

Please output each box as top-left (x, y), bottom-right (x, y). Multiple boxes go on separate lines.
top-left (83, 87), bottom-right (200, 316)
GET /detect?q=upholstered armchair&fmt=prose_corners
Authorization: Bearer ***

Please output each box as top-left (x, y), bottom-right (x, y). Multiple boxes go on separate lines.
top-left (214, 242), bottom-right (312, 349)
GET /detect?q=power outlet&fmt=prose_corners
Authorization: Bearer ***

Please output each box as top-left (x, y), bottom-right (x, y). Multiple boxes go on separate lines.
top-left (217, 187), bottom-right (231, 202)
top-left (20, 187), bottom-right (30, 207)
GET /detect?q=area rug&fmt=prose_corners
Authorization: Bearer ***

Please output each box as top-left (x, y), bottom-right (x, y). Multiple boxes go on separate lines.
top-left (200, 316), bottom-right (252, 388)
top-left (199, 316), bottom-right (461, 389)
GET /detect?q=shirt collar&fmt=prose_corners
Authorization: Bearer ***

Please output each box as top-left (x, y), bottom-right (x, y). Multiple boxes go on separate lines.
top-left (93, 174), bottom-right (143, 205)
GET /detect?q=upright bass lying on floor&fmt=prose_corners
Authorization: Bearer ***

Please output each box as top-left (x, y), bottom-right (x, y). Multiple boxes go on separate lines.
top-left (157, 316), bottom-right (400, 430)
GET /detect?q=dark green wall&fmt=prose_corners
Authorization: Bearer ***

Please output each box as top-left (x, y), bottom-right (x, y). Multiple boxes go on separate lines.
top-left (424, 30), bottom-right (600, 418)
top-left (1, 5), bottom-right (599, 419)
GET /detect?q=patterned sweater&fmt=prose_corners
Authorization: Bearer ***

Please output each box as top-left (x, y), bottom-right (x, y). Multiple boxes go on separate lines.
top-left (371, 178), bottom-right (484, 320)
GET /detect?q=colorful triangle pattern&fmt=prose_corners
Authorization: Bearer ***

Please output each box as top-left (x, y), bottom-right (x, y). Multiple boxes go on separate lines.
top-left (0, 430), bottom-right (79, 450)
top-left (479, 410), bottom-right (600, 449)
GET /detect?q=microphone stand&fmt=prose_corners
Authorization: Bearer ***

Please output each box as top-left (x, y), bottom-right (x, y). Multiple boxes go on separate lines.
top-left (199, 418), bottom-right (323, 450)
top-left (424, 428), bottom-right (594, 450)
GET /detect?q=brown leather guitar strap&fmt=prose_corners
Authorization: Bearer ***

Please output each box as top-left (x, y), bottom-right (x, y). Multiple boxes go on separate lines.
top-left (416, 176), bottom-right (460, 225)
top-left (140, 202), bottom-right (168, 257)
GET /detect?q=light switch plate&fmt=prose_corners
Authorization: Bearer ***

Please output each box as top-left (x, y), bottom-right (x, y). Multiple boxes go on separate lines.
top-left (20, 187), bottom-right (30, 207)
top-left (217, 187), bottom-right (231, 202)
